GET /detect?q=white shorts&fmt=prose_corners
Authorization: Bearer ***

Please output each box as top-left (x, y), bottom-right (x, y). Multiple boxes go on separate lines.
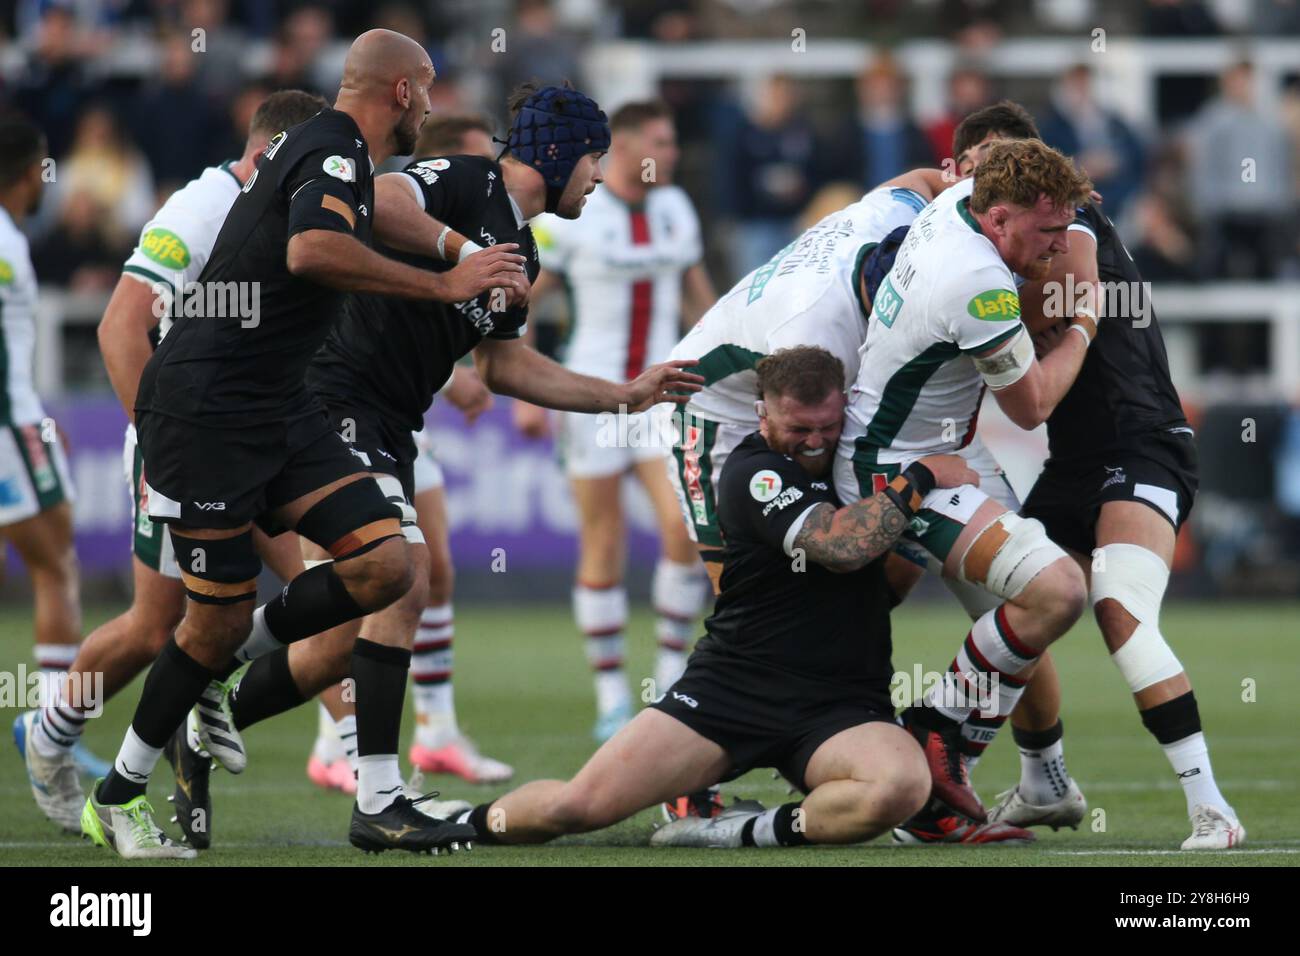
top-left (665, 416), bottom-right (753, 549)
top-left (0, 421), bottom-right (75, 527)
top-left (558, 406), bottom-right (673, 480)
top-left (411, 428), bottom-right (444, 495)
top-left (124, 424), bottom-right (180, 578)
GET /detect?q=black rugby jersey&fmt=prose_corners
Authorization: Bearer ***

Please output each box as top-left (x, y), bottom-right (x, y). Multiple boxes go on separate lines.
top-left (696, 432), bottom-right (895, 693)
top-left (308, 155), bottom-right (539, 450)
top-left (1045, 202), bottom-right (1189, 459)
top-left (137, 109), bottom-right (373, 428)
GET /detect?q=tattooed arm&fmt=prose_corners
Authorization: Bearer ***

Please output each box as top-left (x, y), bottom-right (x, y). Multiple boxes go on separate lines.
top-left (792, 497), bottom-right (910, 573)
top-left (792, 455), bottom-right (978, 573)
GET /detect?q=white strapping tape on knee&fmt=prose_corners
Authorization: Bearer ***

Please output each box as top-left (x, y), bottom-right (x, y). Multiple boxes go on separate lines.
top-left (959, 512), bottom-right (1065, 601)
top-left (373, 473), bottom-right (421, 544)
top-left (1091, 543), bottom-right (1182, 692)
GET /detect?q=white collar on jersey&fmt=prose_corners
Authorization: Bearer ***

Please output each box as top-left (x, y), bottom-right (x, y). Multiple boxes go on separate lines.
top-left (507, 192), bottom-right (526, 229)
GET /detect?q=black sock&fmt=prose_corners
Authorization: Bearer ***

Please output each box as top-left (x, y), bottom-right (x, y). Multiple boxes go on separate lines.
top-left (351, 638), bottom-right (411, 758)
top-left (467, 802), bottom-right (502, 844)
top-left (1012, 718), bottom-right (1064, 751)
top-left (907, 703), bottom-right (960, 733)
top-left (98, 639), bottom-right (213, 804)
top-left (1140, 691), bottom-right (1202, 745)
top-left (229, 647), bottom-right (306, 730)
top-left (773, 801), bottom-right (810, 846)
top-left (263, 562), bottom-right (367, 644)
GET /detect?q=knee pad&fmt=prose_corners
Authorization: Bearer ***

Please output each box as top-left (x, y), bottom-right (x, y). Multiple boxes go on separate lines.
top-left (169, 528), bottom-right (261, 604)
top-left (373, 474), bottom-right (425, 545)
top-left (1091, 543), bottom-right (1183, 693)
top-left (958, 512), bottom-right (1065, 601)
top-left (296, 478), bottom-right (402, 560)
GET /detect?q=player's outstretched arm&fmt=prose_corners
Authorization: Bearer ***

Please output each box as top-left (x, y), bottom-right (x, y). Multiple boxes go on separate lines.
top-left (473, 337), bottom-right (702, 414)
top-left (877, 167), bottom-right (953, 202)
top-left (285, 229), bottom-right (525, 303)
top-left (793, 456), bottom-right (976, 573)
top-left (988, 233), bottom-right (1101, 430)
top-left (98, 275), bottom-right (164, 422)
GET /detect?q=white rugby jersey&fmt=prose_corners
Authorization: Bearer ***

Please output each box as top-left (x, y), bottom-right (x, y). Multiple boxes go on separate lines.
top-left (534, 184), bottom-right (701, 381)
top-left (0, 207), bottom-right (45, 427)
top-left (669, 185), bottom-right (928, 428)
top-left (121, 161), bottom-right (243, 338)
top-left (838, 177), bottom-right (1024, 472)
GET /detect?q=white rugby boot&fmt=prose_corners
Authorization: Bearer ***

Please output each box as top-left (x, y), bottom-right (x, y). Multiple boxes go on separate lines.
top-left (1181, 804), bottom-right (1245, 850)
top-left (14, 710), bottom-right (83, 833)
top-left (986, 779), bottom-right (1087, 831)
top-left (651, 799), bottom-right (767, 848)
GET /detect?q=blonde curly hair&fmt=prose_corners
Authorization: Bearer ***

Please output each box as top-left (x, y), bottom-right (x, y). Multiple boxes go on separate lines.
top-left (970, 139), bottom-right (1092, 214)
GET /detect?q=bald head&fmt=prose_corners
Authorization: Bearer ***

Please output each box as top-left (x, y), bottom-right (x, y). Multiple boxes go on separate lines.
top-left (337, 29), bottom-right (435, 158)
top-left (341, 29), bottom-right (433, 92)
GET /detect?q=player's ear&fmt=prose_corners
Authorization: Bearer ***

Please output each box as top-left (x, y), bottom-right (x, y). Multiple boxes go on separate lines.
top-left (754, 400), bottom-right (767, 419)
top-left (395, 76), bottom-right (411, 109)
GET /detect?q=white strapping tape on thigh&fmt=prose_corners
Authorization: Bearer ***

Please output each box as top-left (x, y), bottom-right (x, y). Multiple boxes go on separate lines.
top-left (958, 512), bottom-right (1065, 601)
top-left (1090, 543), bottom-right (1182, 692)
top-left (303, 558), bottom-right (333, 570)
top-left (373, 473), bottom-right (425, 545)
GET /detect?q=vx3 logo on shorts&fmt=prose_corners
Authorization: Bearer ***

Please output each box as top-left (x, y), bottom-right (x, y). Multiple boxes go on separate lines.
top-left (672, 691), bottom-right (699, 709)
top-left (1100, 466), bottom-right (1127, 491)
top-left (193, 501), bottom-right (227, 511)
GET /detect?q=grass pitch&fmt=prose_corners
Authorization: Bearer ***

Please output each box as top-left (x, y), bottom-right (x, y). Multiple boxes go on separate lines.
top-left (1, 600), bottom-right (1296, 866)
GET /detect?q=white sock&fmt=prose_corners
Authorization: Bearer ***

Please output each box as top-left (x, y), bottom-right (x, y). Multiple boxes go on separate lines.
top-left (35, 643), bottom-right (79, 672)
top-left (594, 668), bottom-right (629, 715)
top-left (35, 678), bottom-right (84, 757)
top-left (750, 807), bottom-right (781, 847)
top-left (575, 584), bottom-right (629, 715)
top-left (113, 727), bottom-right (163, 789)
top-left (1017, 738), bottom-right (1071, 804)
top-left (1162, 732), bottom-right (1229, 814)
top-left (312, 702), bottom-right (344, 763)
top-left (926, 606), bottom-right (1036, 723)
top-left (356, 753), bottom-right (405, 813)
top-left (337, 715), bottom-right (358, 775)
top-left (234, 605), bottom-right (284, 665)
top-left (411, 604), bottom-right (458, 746)
top-left (652, 559), bottom-right (705, 693)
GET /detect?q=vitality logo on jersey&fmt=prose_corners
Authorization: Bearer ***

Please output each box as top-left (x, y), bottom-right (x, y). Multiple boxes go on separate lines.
top-left (967, 289), bottom-right (1021, 321)
top-left (750, 469), bottom-right (782, 502)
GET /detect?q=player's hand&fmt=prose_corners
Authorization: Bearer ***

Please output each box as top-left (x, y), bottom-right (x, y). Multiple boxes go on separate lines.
top-left (915, 454), bottom-right (978, 490)
top-left (437, 244), bottom-right (526, 303)
top-left (1032, 319), bottom-right (1069, 359)
top-left (445, 366), bottom-right (493, 424)
top-left (501, 269), bottom-right (531, 309)
top-left (620, 360), bottom-right (704, 413)
top-left (513, 400), bottom-right (550, 439)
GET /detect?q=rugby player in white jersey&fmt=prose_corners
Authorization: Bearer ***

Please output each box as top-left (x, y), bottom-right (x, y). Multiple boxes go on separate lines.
top-left (0, 112), bottom-right (97, 781)
top-left (666, 167), bottom-right (949, 596)
top-left (942, 103), bottom-right (1243, 849)
top-left (519, 101), bottom-right (717, 741)
top-left (14, 92), bottom-right (329, 835)
top-left (307, 114), bottom-right (511, 791)
top-left (832, 140), bottom-right (1097, 826)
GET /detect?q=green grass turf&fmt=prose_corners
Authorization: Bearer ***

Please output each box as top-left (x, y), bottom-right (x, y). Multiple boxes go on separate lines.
top-left (1, 600), bottom-right (1296, 866)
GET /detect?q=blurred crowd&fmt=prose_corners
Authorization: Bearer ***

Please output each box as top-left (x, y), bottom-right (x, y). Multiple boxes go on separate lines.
top-left (2, 0), bottom-right (1299, 291)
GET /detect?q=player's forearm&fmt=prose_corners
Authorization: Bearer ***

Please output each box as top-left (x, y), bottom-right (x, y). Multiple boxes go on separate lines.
top-left (1025, 327), bottom-right (1091, 423)
top-left (286, 231), bottom-right (451, 300)
top-left (98, 278), bottom-right (162, 421)
top-left (479, 343), bottom-right (626, 413)
top-left (794, 466), bottom-right (935, 572)
top-left (373, 174), bottom-right (476, 260)
top-left (682, 264), bottom-right (715, 327)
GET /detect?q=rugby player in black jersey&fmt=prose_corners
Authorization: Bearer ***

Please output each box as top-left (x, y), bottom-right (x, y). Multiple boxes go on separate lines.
top-left (440, 347), bottom-right (980, 850)
top-left (81, 29), bottom-right (532, 860)
top-left (905, 103), bottom-right (1242, 849)
top-left (174, 84), bottom-right (707, 852)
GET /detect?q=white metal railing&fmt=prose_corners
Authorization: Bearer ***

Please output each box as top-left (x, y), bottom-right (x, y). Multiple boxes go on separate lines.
top-left (33, 282), bottom-right (1300, 403)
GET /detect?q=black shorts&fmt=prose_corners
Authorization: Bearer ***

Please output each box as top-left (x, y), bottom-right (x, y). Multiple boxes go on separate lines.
top-left (136, 407), bottom-right (365, 533)
top-left (321, 400), bottom-right (423, 542)
top-left (322, 400), bottom-right (416, 498)
top-left (1021, 428), bottom-right (1198, 557)
top-left (651, 649), bottom-right (896, 793)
